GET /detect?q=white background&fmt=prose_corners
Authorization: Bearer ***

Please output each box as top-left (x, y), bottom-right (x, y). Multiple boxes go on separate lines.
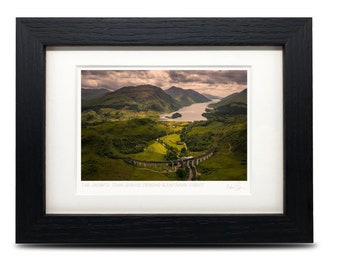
top-left (1, 1), bottom-right (339, 270)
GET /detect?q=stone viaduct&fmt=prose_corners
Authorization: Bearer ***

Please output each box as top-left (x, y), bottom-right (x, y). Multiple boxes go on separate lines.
top-left (125, 148), bottom-right (215, 175)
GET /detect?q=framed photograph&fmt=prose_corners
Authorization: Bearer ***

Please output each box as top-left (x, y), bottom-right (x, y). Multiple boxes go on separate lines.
top-left (16, 18), bottom-right (313, 244)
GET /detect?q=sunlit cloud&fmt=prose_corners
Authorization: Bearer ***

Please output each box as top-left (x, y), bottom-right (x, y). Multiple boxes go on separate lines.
top-left (81, 70), bottom-right (247, 97)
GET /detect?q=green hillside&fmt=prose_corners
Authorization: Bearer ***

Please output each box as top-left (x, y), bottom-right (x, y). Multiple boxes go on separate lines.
top-left (166, 86), bottom-right (210, 107)
top-left (208, 88), bottom-right (247, 115)
top-left (180, 120), bottom-right (247, 180)
top-left (81, 88), bottom-right (112, 101)
top-left (83, 84), bottom-right (180, 113)
top-left (210, 88), bottom-right (247, 107)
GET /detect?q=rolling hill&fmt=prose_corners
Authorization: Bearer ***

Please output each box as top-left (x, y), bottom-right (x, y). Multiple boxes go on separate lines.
top-left (82, 84), bottom-right (180, 112)
top-left (166, 86), bottom-right (210, 107)
top-left (208, 88), bottom-right (247, 115)
top-left (81, 88), bottom-right (112, 101)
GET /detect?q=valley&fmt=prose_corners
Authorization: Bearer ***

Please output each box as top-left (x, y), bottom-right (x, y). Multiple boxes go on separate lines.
top-left (81, 84), bottom-right (247, 181)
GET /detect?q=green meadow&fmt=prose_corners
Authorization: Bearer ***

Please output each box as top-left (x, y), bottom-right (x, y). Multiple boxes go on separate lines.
top-left (82, 109), bottom-right (246, 180)
top-left (81, 87), bottom-right (247, 181)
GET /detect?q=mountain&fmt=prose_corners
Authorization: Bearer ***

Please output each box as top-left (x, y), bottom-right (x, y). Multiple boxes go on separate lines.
top-left (82, 84), bottom-right (180, 112)
top-left (81, 88), bottom-right (112, 101)
top-left (222, 89), bottom-right (247, 103)
top-left (166, 86), bottom-right (210, 107)
top-left (208, 89), bottom-right (247, 115)
top-left (202, 93), bottom-right (222, 100)
top-left (210, 89), bottom-right (247, 107)
top-left (220, 92), bottom-right (239, 101)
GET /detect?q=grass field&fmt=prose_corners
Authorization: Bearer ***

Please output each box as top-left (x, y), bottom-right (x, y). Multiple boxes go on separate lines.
top-left (81, 107), bottom-right (247, 180)
top-left (82, 145), bottom-right (216, 181)
top-left (159, 134), bottom-right (185, 152)
top-left (129, 141), bottom-right (167, 161)
top-left (197, 145), bottom-right (246, 180)
top-left (181, 120), bottom-right (247, 180)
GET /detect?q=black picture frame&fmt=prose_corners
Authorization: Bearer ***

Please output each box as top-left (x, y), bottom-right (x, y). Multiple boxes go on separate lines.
top-left (16, 18), bottom-right (313, 244)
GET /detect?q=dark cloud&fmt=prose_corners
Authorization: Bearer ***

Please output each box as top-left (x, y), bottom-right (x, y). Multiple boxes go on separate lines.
top-left (81, 70), bottom-right (247, 97)
top-left (168, 70), bottom-right (247, 85)
top-left (168, 71), bottom-right (188, 83)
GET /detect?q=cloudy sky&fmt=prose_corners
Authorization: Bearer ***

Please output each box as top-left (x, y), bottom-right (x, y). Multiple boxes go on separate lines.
top-left (81, 70), bottom-right (247, 97)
